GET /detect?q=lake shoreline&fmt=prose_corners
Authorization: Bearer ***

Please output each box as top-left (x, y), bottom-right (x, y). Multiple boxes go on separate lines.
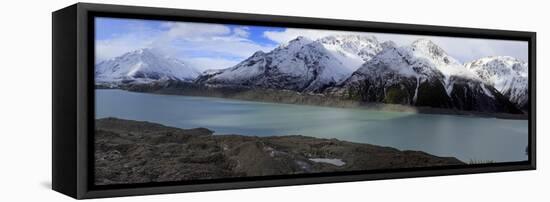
top-left (97, 82), bottom-right (528, 120)
top-left (95, 117), bottom-right (465, 185)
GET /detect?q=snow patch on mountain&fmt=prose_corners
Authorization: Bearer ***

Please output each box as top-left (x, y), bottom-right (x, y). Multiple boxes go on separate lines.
top-left (409, 39), bottom-right (481, 95)
top-left (210, 51), bottom-right (269, 82)
top-left (329, 38), bottom-right (519, 112)
top-left (465, 56), bottom-right (528, 108)
top-left (318, 35), bottom-right (383, 71)
top-left (95, 48), bottom-right (200, 84)
top-left (200, 35), bottom-right (385, 92)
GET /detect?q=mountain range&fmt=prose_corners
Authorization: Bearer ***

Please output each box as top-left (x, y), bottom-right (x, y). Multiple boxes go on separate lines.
top-left (197, 35), bottom-right (383, 92)
top-left (95, 35), bottom-right (529, 114)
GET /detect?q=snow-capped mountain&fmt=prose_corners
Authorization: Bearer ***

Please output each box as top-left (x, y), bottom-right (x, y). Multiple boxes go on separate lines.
top-left (197, 35), bottom-right (384, 92)
top-left (465, 56), bottom-right (528, 109)
top-left (98, 35), bottom-right (527, 114)
top-left (327, 39), bottom-right (521, 113)
top-left (317, 35), bottom-right (383, 67)
top-left (95, 48), bottom-right (200, 85)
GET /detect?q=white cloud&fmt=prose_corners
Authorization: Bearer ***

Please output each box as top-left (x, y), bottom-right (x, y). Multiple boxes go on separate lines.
top-left (157, 22), bottom-right (276, 69)
top-left (233, 27), bottom-right (250, 38)
top-left (161, 22), bottom-right (231, 39)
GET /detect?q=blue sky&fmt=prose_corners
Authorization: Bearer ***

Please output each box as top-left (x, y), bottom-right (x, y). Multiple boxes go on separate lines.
top-left (96, 18), bottom-right (281, 44)
top-left (95, 17), bottom-right (528, 71)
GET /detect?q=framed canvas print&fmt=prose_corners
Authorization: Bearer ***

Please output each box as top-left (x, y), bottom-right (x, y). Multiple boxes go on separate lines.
top-left (52, 3), bottom-right (536, 199)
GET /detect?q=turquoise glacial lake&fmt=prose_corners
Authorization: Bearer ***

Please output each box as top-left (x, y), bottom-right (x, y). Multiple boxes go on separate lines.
top-left (96, 89), bottom-right (529, 163)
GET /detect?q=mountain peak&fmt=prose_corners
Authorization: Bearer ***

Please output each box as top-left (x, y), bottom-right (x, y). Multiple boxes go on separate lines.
top-left (289, 36), bottom-right (313, 44)
top-left (200, 34), bottom-right (384, 92)
top-left (319, 34), bottom-right (378, 43)
top-left (474, 56), bottom-right (526, 65)
top-left (131, 47), bottom-right (154, 55)
top-left (251, 50), bottom-right (265, 56)
top-left (411, 39), bottom-right (446, 56)
top-left (135, 47), bottom-right (149, 53)
top-left (315, 34), bottom-right (383, 63)
top-left (380, 41), bottom-right (398, 50)
top-left (466, 56), bottom-right (527, 76)
top-left (318, 35), bottom-right (380, 49)
top-left (464, 56), bottom-right (528, 109)
top-left (120, 48), bottom-right (165, 60)
top-left (411, 38), bottom-right (438, 47)
top-left (278, 36), bottom-right (314, 50)
top-left (410, 38), bottom-right (461, 68)
top-left (95, 48), bottom-right (200, 84)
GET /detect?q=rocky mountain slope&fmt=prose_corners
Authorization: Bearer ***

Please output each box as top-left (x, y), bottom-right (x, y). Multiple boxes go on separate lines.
top-left (325, 39), bottom-right (522, 113)
top-left (465, 56), bottom-right (529, 110)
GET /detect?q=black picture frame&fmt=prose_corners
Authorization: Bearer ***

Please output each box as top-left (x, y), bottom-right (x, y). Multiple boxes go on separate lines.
top-left (52, 2), bottom-right (536, 199)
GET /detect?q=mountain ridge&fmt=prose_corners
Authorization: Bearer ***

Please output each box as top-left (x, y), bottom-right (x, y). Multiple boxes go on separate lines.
top-left (465, 56), bottom-right (528, 110)
top-left (195, 35), bottom-right (385, 92)
top-left (95, 35), bottom-right (528, 115)
top-left (325, 38), bottom-right (522, 113)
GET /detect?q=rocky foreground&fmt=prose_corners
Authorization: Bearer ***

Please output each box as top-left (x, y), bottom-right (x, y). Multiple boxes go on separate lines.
top-left (95, 118), bottom-right (464, 185)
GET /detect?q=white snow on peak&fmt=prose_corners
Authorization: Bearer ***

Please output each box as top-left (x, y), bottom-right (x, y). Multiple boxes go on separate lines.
top-left (354, 39), bottom-right (490, 96)
top-left (270, 38), bottom-right (353, 84)
top-left (411, 39), bottom-right (449, 57)
top-left (407, 39), bottom-right (483, 95)
top-left (465, 56), bottom-right (528, 107)
top-left (410, 39), bottom-right (477, 79)
top-left (466, 56), bottom-right (527, 77)
top-left (380, 41), bottom-right (398, 50)
top-left (205, 34), bottom-right (387, 91)
top-left (210, 50), bottom-right (268, 82)
top-left (317, 34), bottom-right (383, 72)
top-left (95, 48), bottom-right (200, 84)
top-left (356, 45), bottom-right (421, 78)
top-left (358, 39), bottom-right (477, 79)
top-left (278, 36), bottom-right (314, 50)
top-left (94, 35), bottom-right (528, 108)
top-left (318, 35), bottom-right (381, 59)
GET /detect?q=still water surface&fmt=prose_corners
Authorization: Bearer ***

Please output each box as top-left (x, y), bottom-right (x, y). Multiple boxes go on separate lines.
top-left (96, 89), bottom-right (528, 162)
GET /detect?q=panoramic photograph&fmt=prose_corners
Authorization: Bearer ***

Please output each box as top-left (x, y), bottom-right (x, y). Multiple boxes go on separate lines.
top-left (93, 17), bottom-right (529, 185)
